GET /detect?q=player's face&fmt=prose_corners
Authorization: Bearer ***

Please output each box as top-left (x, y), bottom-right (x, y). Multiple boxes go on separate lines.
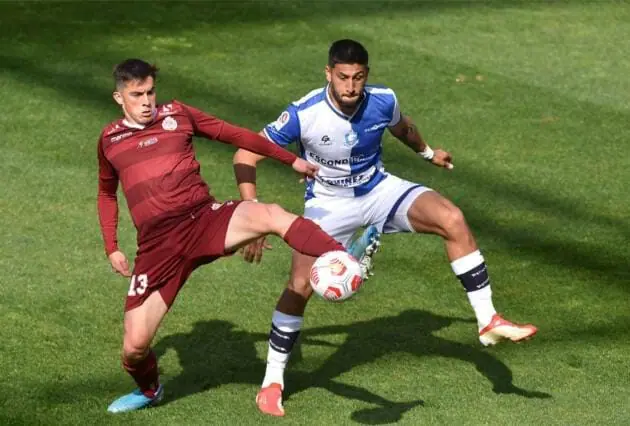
top-left (326, 63), bottom-right (369, 111)
top-left (113, 77), bottom-right (157, 125)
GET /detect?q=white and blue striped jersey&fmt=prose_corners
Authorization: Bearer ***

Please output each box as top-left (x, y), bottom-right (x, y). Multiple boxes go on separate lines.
top-left (263, 84), bottom-right (401, 200)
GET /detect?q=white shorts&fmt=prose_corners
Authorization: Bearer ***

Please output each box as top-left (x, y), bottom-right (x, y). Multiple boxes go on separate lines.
top-left (304, 174), bottom-right (432, 247)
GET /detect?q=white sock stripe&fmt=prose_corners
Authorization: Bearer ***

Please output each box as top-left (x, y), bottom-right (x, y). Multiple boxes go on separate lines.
top-left (450, 250), bottom-right (484, 276)
top-left (272, 311), bottom-right (304, 333)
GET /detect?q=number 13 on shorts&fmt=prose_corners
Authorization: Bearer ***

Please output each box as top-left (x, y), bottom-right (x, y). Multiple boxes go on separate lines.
top-left (128, 274), bottom-right (148, 296)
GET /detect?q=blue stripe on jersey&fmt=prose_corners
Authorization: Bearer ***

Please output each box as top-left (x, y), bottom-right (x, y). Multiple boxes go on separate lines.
top-left (294, 89), bottom-right (326, 111)
top-left (349, 88), bottom-right (397, 196)
top-left (265, 90), bottom-right (326, 147)
top-left (264, 104), bottom-right (301, 147)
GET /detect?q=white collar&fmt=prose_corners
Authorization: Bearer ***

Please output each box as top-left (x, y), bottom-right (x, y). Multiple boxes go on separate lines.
top-left (122, 119), bottom-right (145, 129)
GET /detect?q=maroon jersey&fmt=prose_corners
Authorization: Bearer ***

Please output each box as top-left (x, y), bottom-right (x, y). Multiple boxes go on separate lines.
top-left (97, 100), bottom-right (297, 255)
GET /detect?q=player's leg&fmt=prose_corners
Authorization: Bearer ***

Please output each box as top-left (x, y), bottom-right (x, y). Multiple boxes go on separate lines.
top-left (256, 197), bottom-right (361, 416)
top-left (224, 201), bottom-right (345, 256)
top-left (256, 251), bottom-right (314, 416)
top-left (404, 190), bottom-right (537, 345)
top-left (108, 243), bottom-right (190, 413)
top-left (107, 290), bottom-right (168, 413)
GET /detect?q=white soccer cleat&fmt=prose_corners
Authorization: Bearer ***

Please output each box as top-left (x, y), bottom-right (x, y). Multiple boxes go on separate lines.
top-left (479, 314), bottom-right (538, 346)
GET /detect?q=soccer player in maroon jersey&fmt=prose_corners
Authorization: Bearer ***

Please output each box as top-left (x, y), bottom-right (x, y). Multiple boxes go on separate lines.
top-left (98, 59), bottom-right (350, 413)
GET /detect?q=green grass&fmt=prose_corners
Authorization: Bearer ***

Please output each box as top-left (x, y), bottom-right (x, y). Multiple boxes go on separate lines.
top-left (1, 0), bottom-right (629, 424)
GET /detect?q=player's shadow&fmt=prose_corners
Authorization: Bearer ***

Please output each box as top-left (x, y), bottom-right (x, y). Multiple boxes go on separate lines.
top-left (153, 310), bottom-right (549, 424)
top-left (286, 309), bottom-right (551, 424)
top-left (153, 320), bottom-right (264, 404)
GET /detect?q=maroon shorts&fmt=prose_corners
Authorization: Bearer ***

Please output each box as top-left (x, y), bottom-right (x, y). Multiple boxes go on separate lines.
top-left (125, 200), bottom-right (241, 311)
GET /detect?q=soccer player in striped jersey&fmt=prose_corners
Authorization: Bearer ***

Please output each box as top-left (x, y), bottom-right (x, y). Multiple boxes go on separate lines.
top-left (233, 39), bottom-right (538, 417)
top-left (98, 59), bottom-right (348, 413)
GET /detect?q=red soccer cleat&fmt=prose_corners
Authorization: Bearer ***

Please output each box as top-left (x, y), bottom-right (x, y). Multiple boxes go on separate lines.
top-left (256, 383), bottom-right (285, 417)
top-left (479, 314), bottom-right (538, 346)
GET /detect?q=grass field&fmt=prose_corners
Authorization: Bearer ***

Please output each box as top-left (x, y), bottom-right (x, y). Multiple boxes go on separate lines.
top-left (1, 1), bottom-right (629, 424)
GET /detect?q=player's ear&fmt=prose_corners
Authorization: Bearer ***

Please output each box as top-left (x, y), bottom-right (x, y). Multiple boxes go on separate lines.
top-left (325, 65), bottom-right (332, 83)
top-left (112, 91), bottom-right (123, 106)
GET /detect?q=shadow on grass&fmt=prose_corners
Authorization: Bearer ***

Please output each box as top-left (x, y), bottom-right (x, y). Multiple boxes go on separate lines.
top-left (152, 310), bottom-right (549, 424)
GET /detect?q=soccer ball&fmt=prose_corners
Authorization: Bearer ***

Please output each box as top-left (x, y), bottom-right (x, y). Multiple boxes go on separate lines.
top-left (310, 250), bottom-right (364, 302)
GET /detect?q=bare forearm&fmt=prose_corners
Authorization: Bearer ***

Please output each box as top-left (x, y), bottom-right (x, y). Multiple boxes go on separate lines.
top-left (395, 117), bottom-right (428, 153)
top-left (233, 136), bottom-right (266, 200)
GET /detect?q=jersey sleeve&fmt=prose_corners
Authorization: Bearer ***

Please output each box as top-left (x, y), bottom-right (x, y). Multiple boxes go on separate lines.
top-left (263, 105), bottom-right (301, 147)
top-left (178, 101), bottom-right (224, 140)
top-left (178, 101), bottom-right (297, 166)
top-left (96, 135), bottom-right (120, 256)
top-left (388, 90), bottom-right (402, 127)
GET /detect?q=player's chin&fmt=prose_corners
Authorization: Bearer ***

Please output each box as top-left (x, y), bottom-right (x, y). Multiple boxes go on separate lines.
top-left (137, 115), bottom-right (153, 124)
top-left (341, 98), bottom-right (359, 107)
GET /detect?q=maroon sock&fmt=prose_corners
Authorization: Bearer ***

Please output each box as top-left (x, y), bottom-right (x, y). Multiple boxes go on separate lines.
top-left (123, 350), bottom-right (160, 398)
top-left (283, 217), bottom-right (344, 257)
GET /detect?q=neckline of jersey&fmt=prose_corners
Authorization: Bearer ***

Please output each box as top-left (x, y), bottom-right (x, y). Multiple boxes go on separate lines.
top-left (324, 84), bottom-right (366, 121)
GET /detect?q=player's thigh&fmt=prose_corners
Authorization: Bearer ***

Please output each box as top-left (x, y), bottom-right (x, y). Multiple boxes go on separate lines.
top-left (123, 290), bottom-right (168, 355)
top-left (406, 191), bottom-right (468, 238)
top-left (224, 201), bottom-right (296, 252)
top-left (304, 196), bottom-right (362, 248)
top-left (123, 246), bottom-right (188, 353)
top-left (366, 174), bottom-right (433, 234)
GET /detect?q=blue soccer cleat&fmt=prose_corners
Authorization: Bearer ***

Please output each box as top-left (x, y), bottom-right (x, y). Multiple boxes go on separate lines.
top-left (107, 385), bottom-right (164, 413)
top-left (348, 225), bottom-right (381, 278)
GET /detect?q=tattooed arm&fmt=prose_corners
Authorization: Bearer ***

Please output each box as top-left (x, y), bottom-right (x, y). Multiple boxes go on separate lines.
top-left (388, 114), bottom-right (429, 154)
top-left (388, 114), bottom-right (454, 169)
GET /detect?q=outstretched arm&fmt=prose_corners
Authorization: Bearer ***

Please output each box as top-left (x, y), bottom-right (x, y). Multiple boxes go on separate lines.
top-left (183, 102), bottom-right (316, 176)
top-left (389, 114), bottom-right (453, 169)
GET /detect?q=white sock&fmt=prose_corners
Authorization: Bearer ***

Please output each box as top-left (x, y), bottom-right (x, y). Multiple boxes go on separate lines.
top-left (261, 311), bottom-right (303, 389)
top-left (467, 286), bottom-right (496, 329)
top-left (451, 250), bottom-right (497, 329)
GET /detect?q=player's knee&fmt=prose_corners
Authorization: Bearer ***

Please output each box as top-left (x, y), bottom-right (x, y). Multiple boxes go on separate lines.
top-left (263, 203), bottom-right (291, 233)
top-left (441, 206), bottom-right (468, 239)
top-left (122, 333), bottom-right (151, 362)
top-left (287, 276), bottom-right (313, 299)
top-left (265, 203), bottom-right (286, 219)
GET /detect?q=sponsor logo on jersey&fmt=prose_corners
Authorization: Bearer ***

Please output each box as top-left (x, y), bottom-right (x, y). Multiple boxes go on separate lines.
top-left (320, 135), bottom-right (332, 145)
top-left (162, 116), bottom-right (178, 131)
top-left (138, 137), bottom-right (158, 148)
top-left (343, 130), bottom-right (359, 148)
top-left (110, 131), bottom-right (133, 143)
top-left (159, 104), bottom-right (173, 116)
top-left (364, 122), bottom-right (388, 133)
top-left (272, 111), bottom-right (290, 131)
top-left (317, 168), bottom-right (376, 188)
top-left (308, 152), bottom-right (368, 167)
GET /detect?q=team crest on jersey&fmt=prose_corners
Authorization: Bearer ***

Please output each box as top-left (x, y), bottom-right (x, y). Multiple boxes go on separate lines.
top-left (343, 131), bottom-right (359, 148)
top-left (162, 116), bottom-right (178, 131)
